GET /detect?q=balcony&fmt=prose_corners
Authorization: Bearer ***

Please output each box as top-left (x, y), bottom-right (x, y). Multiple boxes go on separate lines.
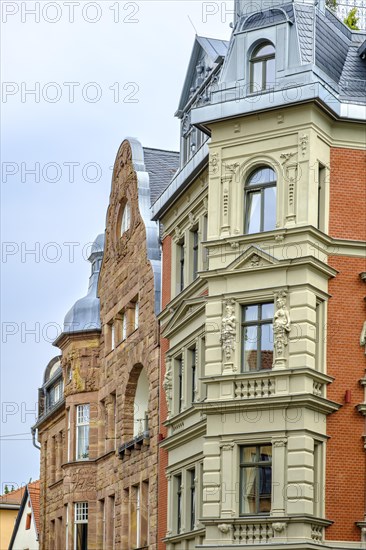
top-left (204, 516), bottom-right (331, 546)
top-left (118, 417), bottom-right (150, 459)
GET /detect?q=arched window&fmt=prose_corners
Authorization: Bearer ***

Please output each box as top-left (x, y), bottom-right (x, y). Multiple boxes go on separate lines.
top-left (250, 42), bottom-right (275, 93)
top-left (120, 202), bottom-right (130, 236)
top-left (245, 167), bottom-right (277, 234)
top-left (133, 369), bottom-right (149, 438)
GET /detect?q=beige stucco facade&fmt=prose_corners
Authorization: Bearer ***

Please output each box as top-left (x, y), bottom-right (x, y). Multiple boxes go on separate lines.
top-left (159, 102), bottom-right (366, 549)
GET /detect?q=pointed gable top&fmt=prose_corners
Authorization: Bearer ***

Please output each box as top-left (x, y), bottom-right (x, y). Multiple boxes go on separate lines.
top-left (177, 35), bottom-right (229, 115)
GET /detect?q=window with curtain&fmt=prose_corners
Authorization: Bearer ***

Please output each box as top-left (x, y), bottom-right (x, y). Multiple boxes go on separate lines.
top-left (250, 42), bottom-right (275, 93)
top-left (245, 167), bottom-right (277, 234)
top-left (76, 404), bottom-right (90, 460)
top-left (242, 303), bottom-right (274, 372)
top-left (240, 445), bottom-right (272, 515)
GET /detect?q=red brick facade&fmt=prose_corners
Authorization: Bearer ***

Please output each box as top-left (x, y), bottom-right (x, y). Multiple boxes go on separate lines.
top-left (325, 146), bottom-right (366, 541)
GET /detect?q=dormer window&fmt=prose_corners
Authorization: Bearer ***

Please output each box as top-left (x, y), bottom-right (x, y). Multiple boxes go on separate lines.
top-left (250, 42), bottom-right (275, 93)
top-left (120, 202), bottom-right (131, 236)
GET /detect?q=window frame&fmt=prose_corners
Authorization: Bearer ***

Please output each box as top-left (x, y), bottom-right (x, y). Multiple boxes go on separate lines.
top-left (250, 42), bottom-right (276, 93)
top-left (241, 303), bottom-right (274, 372)
top-left (244, 166), bottom-right (277, 235)
top-left (239, 444), bottom-right (272, 516)
top-left (74, 502), bottom-right (88, 550)
top-left (75, 404), bottom-right (90, 461)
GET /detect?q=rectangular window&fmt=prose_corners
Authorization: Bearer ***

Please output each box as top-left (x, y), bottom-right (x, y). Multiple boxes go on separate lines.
top-left (130, 484), bottom-right (148, 548)
top-left (26, 513), bottom-right (31, 530)
top-left (240, 445), bottom-right (272, 515)
top-left (315, 300), bottom-right (325, 373)
top-left (192, 228), bottom-right (199, 280)
top-left (67, 409), bottom-right (71, 462)
top-left (134, 301), bottom-right (139, 330)
top-left (65, 505), bottom-right (69, 550)
top-left (189, 469), bottom-right (196, 531)
top-left (74, 503), bottom-right (88, 550)
top-left (176, 356), bottom-right (183, 413)
top-left (189, 346), bottom-right (197, 405)
top-left (122, 312), bottom-right (127, 341)
top-left (175, 474), bottom-right (182, 534)
top-left (111, 323), bottom-right (116, 350)
top-left (318, 163), bottom-right (326, 232)
top-left (242, 304), bottom-right (274, 372)
top-left (179, 239), bottom-right (185, 292)
top-left (76, 405), bottom-right (90, 460)
top-left (202, 214), bottom-right (208, 270)
top-left (109, 495), bottom-right (116, 550)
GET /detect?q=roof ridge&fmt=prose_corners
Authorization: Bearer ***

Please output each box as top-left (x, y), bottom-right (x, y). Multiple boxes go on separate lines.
top-left (143, 147), bottom-right (179, 155)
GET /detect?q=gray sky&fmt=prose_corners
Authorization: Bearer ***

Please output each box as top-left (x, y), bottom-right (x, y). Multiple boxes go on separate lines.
top-left (1, 1), bottom-right (232, 490)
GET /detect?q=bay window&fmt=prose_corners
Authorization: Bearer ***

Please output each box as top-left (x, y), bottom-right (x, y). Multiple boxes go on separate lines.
top-left (76, 404), bottom-right (90, 460)
top-left (240, 445), bottom-right (272, 515)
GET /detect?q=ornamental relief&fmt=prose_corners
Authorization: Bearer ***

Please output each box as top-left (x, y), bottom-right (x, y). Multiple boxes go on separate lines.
top-left (220, 299), bottom-right (236, 363)
top-left (360, 321), bottom-right (366, 354)
top-left (273, 290), bottom-right (291, 368)
top-left (163, 358), bottom-right (172, 419)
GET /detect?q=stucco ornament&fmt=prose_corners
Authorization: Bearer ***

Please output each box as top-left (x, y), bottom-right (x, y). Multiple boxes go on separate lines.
top-left (272, 522), bottom-right (287, 533)
top-left (220, 300), bottom-right (236, 361)
top-left (360, 321), bottom-right (366, 353)
top-left (218, 524), bottom-right (232, 534)
top-left (273, 291), bottom-right (291, 366)
top-left (163, 359), bottom-right (173, 418)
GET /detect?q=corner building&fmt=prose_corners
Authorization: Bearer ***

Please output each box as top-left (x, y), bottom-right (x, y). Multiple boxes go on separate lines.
top-left (33, 139), bottom-right (179, 549)
top-left (154, 1), bottom-right (366, 549)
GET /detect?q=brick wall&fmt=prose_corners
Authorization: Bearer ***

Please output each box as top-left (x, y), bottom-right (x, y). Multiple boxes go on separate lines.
top-left (326, 255), bottom-right (366, 541)
top-left (329, 148), bottom-right (366, 241)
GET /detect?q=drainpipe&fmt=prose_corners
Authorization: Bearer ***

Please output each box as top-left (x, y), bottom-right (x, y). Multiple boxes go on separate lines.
top-left (31, 427), bottom-right (40, 450)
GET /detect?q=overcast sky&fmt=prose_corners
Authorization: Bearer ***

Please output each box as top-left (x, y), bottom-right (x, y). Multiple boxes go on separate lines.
top-left (1, 1), bottom-right (232, 490)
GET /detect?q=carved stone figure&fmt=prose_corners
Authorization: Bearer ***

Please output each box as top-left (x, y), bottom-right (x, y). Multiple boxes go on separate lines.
top-left (273, 291), bottom-right (291, 361)
top-left (360, 321), bottom-right (366, 353)
top-left (220, 300), bottom-right (236, 361)
top-left (163, 359), bottom-right (173, 418)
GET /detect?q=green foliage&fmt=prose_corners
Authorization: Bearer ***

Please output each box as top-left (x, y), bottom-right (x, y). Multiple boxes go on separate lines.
top-left (4, 485), bottom-right (9, 494)
top-left (326, 0), bottom-right (338, 11)
top-left (344, 7), bottom-right (360, 30)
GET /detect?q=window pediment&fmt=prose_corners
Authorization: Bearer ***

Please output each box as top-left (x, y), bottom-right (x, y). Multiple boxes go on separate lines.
top-left (162, 299), bottom-right (206, 339)
top-left (226, 245), bottom-right (279, 272)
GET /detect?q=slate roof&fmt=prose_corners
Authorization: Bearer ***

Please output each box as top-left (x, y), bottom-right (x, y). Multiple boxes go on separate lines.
top-left (143, 148), bottom-right (180, 206)
top-left (238, 2), bottom-right (366, 103)
top-left (196, 36), bottom-right (229, 60)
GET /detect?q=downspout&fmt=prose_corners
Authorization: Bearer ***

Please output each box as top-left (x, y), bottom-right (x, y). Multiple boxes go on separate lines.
top-left (31, 427), bottom-right (41, 450)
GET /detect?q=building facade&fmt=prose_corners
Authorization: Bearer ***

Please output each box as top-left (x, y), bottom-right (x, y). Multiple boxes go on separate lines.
top-left (33, 141), bottom-right (179, 550)
top-left (33, 1), bottom-right (366, 549)
top-left (153, 1), bottom-right (366, 549)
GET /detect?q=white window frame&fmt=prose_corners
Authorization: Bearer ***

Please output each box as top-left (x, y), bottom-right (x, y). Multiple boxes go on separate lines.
top-left (76, 405), bottom-right (90, 461)
top-left (74, 502), bottom-right (88, 550)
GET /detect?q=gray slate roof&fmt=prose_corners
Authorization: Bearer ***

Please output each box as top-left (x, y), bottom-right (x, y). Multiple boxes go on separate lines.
top-left (143, 147), bottom-right (180, 206)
